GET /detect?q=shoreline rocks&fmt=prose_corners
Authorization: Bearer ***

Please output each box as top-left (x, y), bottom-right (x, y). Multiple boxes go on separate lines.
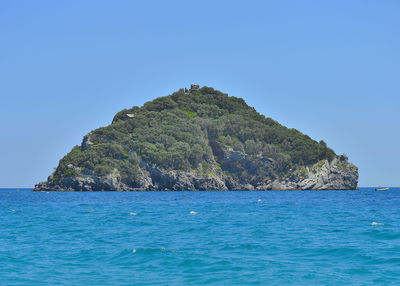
top-left (34, 157), bottom-right (358, 191)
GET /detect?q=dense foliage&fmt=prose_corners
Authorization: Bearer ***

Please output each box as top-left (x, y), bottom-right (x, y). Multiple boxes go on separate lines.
top-left (54, 87), bottom-right (336, 182)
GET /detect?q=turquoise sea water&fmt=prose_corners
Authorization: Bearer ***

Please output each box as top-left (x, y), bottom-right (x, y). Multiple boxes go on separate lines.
top-left (1, 188), bottom-right (399, 285)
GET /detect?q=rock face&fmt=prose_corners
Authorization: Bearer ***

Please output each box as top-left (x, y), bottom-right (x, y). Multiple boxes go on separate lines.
top-left (263, 157), bottom-right (358, 190)
top-left (34, 86), bottom-right (359, 191)
top-left (34, 152), bottom-right (358, 192)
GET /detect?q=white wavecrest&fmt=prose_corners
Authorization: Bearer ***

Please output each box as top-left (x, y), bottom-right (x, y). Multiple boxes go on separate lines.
top-left (371, 222), bottom-right (384, 226)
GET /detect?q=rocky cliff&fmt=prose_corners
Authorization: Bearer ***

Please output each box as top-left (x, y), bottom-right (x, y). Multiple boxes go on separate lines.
top-left (34, 155), bottom-right (358, 191)
top-left (34, 86), bottom-right (358, 191)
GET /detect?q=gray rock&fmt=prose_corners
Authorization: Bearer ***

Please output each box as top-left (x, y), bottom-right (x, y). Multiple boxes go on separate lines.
top-left (34, 154), bottom-right (358, 192)
top-left (266, 158), bottom-right (358, 190)
top-left (81, 133), bottom-right (94, 151)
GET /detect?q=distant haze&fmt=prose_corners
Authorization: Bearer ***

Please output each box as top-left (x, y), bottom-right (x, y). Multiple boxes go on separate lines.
top-left (0, 1), bottom-right (399, 187)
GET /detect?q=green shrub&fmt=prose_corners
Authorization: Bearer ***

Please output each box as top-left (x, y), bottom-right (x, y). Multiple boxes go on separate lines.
top-left (54, 86), bottom-right (338, 179)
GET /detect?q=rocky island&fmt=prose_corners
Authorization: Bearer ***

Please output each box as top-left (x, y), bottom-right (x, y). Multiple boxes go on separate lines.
top-left (34, 85), bottom-right (358, 191)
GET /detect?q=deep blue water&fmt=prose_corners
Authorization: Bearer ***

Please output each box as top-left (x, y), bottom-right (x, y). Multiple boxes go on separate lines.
top-left (1, 188), bottom-right (400, 285)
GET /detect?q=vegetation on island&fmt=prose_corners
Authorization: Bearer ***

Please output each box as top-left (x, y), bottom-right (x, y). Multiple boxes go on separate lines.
top-left (53, 86), bottom-right (338, 185)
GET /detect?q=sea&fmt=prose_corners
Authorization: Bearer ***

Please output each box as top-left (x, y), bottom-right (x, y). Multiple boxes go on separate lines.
top-left (0, 188), bottom-right (399, 285)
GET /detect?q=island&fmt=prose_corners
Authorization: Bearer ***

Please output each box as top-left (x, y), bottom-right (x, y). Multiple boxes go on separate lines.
top-left (34, 85), bottom-right (358, 191)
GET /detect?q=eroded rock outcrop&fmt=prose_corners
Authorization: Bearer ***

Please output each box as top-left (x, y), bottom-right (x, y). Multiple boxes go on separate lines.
top-left (34, 155), bottom-right (358, 191)
top-left (264, 157), bottom-right (358, 190)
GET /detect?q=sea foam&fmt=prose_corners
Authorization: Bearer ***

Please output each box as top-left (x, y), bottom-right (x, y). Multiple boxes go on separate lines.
top-left (371, 222), bottom-right (384, 226)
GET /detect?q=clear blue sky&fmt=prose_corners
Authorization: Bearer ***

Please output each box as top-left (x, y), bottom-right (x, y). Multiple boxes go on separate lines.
top-left (0, 0), bottom-right (399, 188)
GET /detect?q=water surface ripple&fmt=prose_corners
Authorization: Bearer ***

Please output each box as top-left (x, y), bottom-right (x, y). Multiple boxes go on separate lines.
top-left (0, 188), bottom-right (399, 285)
